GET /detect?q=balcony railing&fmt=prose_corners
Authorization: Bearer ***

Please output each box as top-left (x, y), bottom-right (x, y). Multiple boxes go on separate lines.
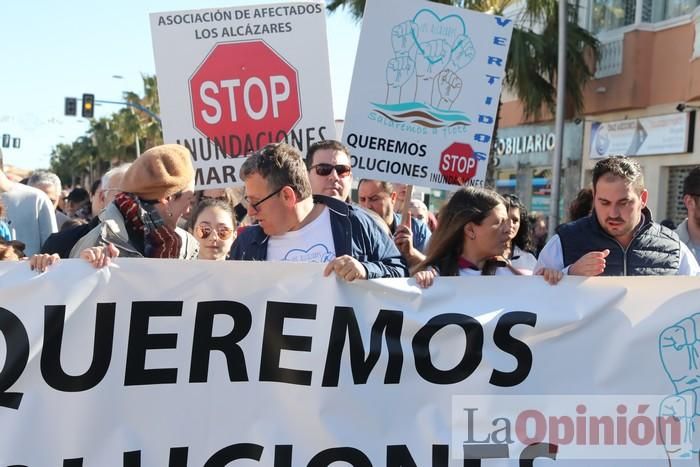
top-left (595, 37), bottom-right (624, 78)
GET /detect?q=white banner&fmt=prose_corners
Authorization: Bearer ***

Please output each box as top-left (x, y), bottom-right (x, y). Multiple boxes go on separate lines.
top-left (1, 260), bottom-right (700, 466)
top-left (150, 3), bottom-right (336, 190)
top-left (589, 113), bottom-right (691, 159)
top-left (342, 0), bottom-right (513, 190)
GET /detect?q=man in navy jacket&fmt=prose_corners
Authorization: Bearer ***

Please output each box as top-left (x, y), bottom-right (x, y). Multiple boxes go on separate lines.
top-left (229, 143), bottom-right (407, 280)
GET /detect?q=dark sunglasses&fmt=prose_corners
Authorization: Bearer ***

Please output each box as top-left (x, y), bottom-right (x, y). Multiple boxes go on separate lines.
top-left (310, 163), bottom-right (352, 177)
top-left (195, 223), bottom-right (234, 241)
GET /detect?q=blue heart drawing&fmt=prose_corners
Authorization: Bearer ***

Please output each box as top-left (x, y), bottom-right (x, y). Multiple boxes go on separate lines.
top-left (282, 243), bottom-right (335, 263)
top-left (411, 8), bottom-right (467, 64)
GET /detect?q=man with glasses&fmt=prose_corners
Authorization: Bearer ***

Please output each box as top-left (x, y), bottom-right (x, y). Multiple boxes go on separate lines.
top-left (677, 167), bottom-right (700, 262)
top-left (357, 178), bottom-right (431, 267)
top-left (536, 156), bottom-right (699, 276)
top-left (229, 143), bottom-right (407, 280)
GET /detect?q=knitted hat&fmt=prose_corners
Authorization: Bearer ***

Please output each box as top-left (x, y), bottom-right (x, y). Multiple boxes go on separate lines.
top-left (120, 144), bottom-right (195, 201)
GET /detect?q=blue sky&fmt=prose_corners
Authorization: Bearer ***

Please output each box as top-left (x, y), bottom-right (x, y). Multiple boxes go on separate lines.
top-left (0, 0), bottom-right (360, 171)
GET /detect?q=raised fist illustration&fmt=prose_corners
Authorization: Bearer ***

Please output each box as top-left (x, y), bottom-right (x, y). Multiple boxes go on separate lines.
top-left (385, 56), bottom-right (415, 104)
top-left (433, 69), bottom-right (462, 109)
top-left (447, 34), bottom-right (476, 71)
top-left (391, 21), bottom-right (417, 57)
top-left (414, 39), bottom-right (449, 103)
top-left (659, 314), bottom-right (700, 462)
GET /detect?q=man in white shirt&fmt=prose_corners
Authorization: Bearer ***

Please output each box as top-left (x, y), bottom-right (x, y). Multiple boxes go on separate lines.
top-left (229, 143), bottom-right (407, 279)
top-left (676, 167), bottom-right (700, 262)
top-left (536, 156), bottom-right (699, 276)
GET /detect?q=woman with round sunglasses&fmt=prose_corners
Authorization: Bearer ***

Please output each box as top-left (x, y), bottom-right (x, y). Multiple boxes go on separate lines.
top-left (190, 199), bottom-right (236, 260)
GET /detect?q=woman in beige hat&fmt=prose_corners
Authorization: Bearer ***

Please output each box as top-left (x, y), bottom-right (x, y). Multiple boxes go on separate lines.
top-left (69, 144), bottom-right (199, 265)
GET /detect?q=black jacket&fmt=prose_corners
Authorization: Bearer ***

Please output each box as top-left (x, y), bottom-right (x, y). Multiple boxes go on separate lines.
top-left (40, 217), bottom-right (100, 258)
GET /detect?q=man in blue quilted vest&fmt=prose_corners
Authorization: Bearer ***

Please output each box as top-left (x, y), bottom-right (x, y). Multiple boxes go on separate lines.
top-left (536, 155), bottom-right (699, 276)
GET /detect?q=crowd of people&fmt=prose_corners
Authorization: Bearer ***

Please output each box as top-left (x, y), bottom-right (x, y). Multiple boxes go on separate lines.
top-left (2, 140), bottom-right (700, 284)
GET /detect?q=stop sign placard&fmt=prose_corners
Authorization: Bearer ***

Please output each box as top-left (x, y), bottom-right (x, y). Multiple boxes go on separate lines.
top-left (189, 40), bottom-right (301, 156)
top-left (439, 142), bottom-right (479, 185)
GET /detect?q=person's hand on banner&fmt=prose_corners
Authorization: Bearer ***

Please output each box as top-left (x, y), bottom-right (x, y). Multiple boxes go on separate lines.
top-left (323, 255), bottom-right (367, 282)
top-left (659, 317), bottom-right (700, 462)
top-left (535, 267), bottom-right (563, 285)
top-left (28, 253), bottom-right (60, 273)
top-left (414, 267), bottom-right (437, 289)
top-left (568, 249), bottom-right (610, 276)
top-left (391, 21), bottom-right (417, 57)
top-left (80, 243), bottom-right (120, 269)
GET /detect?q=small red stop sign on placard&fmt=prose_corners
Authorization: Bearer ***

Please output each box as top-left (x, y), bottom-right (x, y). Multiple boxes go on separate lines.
top-left (439, 143), bottom-right (478, 185)
top-left (189, 40), bottom-right (301, 156)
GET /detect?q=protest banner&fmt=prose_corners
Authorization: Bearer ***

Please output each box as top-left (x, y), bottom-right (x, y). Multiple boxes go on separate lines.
top-left (150, 2), bottom-right (336, 190)
top-left (1, 260), bottom-right (699, 466)
top-left (342, 0), bottom-right (513, 190)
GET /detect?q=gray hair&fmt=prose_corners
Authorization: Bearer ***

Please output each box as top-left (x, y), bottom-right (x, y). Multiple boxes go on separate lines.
top-left (101, 163), bottom-right (132, 191)
top-left (28, 170), bottom-right (62, 193)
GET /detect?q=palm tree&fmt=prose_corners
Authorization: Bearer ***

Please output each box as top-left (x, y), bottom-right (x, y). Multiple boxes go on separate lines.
top-left (123, 74), bottom-right (163, 151)
top-left (50, 74), bottom-right (163, 186)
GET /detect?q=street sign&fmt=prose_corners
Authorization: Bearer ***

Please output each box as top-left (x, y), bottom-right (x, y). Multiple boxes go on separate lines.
top-left (439, 142), bottom-right (479, 185)
top-left (189, 41), bottom-right (301, 156)
top-left (150, 2), bottom-right (336, 190)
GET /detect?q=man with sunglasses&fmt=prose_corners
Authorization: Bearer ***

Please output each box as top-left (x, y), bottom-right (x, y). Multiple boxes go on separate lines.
top-left (677, 167), bottom-right (700, 262)
top-left (306, 140), bottom-right (354, 202)
top-left (229, 143), bottom-right (407, 280)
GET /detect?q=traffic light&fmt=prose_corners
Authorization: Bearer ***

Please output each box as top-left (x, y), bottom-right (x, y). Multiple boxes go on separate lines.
top-left (65, 97), bottom-right (77, 116)
top-left (81, 93), bottom-right (95, 118)
top-left (1, 134), bottom-right (9, 148)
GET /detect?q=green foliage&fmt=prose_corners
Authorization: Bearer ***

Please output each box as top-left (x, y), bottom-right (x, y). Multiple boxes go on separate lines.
top-left (50, 74), bottom-right (163, 185)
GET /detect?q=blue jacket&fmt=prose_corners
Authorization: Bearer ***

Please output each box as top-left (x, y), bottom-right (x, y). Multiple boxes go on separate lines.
top-left (229, 195), bottom-right (408, 278)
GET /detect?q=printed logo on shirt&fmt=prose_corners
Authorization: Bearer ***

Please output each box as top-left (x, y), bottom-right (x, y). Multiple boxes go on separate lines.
top-left (282, 243), bottom-right (335, 263)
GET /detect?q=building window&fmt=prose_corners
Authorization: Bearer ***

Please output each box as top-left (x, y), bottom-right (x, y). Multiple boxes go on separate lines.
top-left (643, 0), bottom-right (700, 22)
top-left (591, 0), bottom-right (637, 33)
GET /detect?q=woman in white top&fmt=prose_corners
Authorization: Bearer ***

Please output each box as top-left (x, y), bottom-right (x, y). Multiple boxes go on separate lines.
top-left (502, 194), bottom-right (538, 274)
top-left (413, 188), bottom-right (518, 287)
top-left (412, 188), bottom-right (562, 288)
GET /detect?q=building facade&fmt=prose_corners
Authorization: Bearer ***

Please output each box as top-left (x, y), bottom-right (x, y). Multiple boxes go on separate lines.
top-left (498, 0), bottom-right (700, 225)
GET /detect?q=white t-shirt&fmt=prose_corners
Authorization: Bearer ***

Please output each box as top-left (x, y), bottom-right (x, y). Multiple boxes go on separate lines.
top-left (267, 207), bottom-right (336, 262)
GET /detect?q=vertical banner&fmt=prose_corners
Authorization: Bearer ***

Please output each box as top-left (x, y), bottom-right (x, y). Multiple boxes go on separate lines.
top-left (342, 0), bottom-right (513, 190)
top-left (150, 3), bottom-right (337, 189)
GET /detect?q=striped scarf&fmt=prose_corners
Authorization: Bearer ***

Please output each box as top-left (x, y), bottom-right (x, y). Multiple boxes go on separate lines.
top-left (114, 192), bottom-right (181, 258)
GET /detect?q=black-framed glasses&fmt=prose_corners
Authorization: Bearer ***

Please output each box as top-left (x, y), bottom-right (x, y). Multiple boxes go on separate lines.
top-left (310, 163), bottom-right (352, 177)
top-left (245, 186), bottom-right (284, 212)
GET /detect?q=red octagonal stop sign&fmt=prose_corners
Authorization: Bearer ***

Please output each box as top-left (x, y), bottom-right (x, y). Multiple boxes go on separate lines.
top-left (439, 142), bottom-right (479, 185)
top-left (190, 40), bottom-right (301, 157)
